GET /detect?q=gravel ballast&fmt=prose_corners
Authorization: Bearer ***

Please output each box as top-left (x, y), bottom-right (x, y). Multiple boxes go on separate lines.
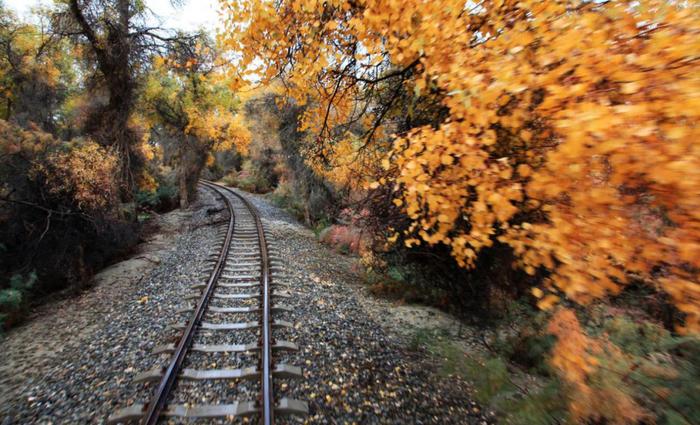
top-left (0, 186), bottom-right (490, 424)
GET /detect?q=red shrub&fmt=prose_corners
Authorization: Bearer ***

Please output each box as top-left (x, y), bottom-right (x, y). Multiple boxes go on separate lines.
top-left (318, 225), bottom-right (367, 254)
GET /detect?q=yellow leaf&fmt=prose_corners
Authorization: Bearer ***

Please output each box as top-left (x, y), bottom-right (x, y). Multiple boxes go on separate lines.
top-left (621, 82), bottom-right (640, 94)
top-left (537, 294), bottom-right (560, 310)
top-left (517, 164), bottom-right (532, 177)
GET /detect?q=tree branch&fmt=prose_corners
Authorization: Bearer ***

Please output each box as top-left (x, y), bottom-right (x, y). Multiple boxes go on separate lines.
top-left (68, 0), bottom-right (102, 56)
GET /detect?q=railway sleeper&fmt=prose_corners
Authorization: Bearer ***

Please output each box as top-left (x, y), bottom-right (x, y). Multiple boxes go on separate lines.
top-left (218, 273), bottom-right (260, 280)
top-left (152, 340), bottom-right (298, 354)
top-left (107, 401), bottom-right (258, 423)
top-left (226, 261), bottom-right (262, 266)
top-left (222, 270), bottom-right (262, 276)
top-left (176, 304), bottom-right (292, 314)
top-left (196, 282), bottom-right (289, 291)
top-left (184, 291), bottom-right (259, 300)
top-left (107, 398), bottom-right (308, 424)
top-left (190, 282), bottom-right (258, 290)
top-left (166, 319), bottom-right (292, 331)
top-left (226, 260), bottom-right (262, 265)
top-left (134, 364), bottom-right (302, 383)
top-left (184, 291), bottom-right (291, 300)
top-left (189, 281), bottom-right (291, 291)
top-left (224, 262), bottom-right (262, 267)
top-left (225, 281), bottom-right (290, 289)
top-left (230, 241), bottom-right (259, 246)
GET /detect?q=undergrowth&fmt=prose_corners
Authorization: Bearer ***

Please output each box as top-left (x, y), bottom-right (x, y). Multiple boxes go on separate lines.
top-left (222, 159), bottom-right (275, 194)
top-left (0, 270), bottom-right (37, 331)
top-left (406, 301), bottom-right (700, 425)
top-left (268, 182), bottom-right (308, 221)
top-left (362, 263), bottom-right (458, 312)
top-left (135, 182), bottom-right (178, 213)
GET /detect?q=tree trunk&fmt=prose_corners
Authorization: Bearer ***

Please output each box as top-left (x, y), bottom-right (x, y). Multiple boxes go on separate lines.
top-left (68, 0), bottom-right (137, 206)
top-left (303, 189), bottom-right (312, 226)
top-left (179, 169), bottom-right (189, 210)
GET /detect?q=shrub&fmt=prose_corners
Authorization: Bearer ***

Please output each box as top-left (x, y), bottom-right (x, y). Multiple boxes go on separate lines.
top-left (318, 225), bottom-right (365, 254)
top-left (495, 379), bottom-right (569, 425)
top-left (221, 171), bottom-right (238, 187)
top-left (421, 300), bottom-right (700, 425)
top-left (35, 141), bottom-right (119, 212)
top-left (0, 120), bottom-right (138, 328)
top-left (0, 271), bottom-right (36, 330)
top-left (544, 309), bottom-right (700, 425)
top-left (135, 190), bottom-right (159, 210)
top-left (135, 177), bottom-right (178, 213)
top-left (224, 160), bottom-right (275, 193)
top-left (269, 181), bottom-right (308, 221)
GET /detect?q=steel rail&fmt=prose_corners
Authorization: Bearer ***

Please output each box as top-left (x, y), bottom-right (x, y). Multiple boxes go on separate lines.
top-left (141, 181), bottom-right (235, 425)
top-left (205, 180), bottom-right (275, 425)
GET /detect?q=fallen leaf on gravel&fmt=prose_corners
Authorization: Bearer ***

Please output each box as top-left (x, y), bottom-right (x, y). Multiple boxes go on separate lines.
top-left (137, 296), bottom-right (149, 304)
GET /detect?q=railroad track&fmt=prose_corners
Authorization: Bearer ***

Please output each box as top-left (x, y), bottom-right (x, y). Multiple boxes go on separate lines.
top-left (109, 181), bottom-right (308, 424)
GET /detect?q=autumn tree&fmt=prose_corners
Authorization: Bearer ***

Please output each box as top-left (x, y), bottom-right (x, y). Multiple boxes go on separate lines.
top-left (0, 5), bottom-right (76, 131)
top-left (141, 37), bottom-right (249, 207)
top-left (0, 118), bottom-right (133, 326)
top-left (222, 0), bottom-right (700, 333)
top-left (0, 2), bottom-right (194, 326)
top-left (51, 0), bottom-right (202, 201)
top-left (240, 91), bottom-right (341, 224)
top-left (223, 3), bottom-right (700, 419)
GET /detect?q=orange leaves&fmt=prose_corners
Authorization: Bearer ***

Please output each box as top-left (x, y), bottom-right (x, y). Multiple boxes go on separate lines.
top-left (516, 164), bottom-right (531, 178)
top-left (185, 108), bottom-right (251, 155)
top-left (388, 121), bottom-right (526, 268)
top-left (41, 141), bottom-right (119, 212)
top-left (496, 0), bottom-right (700, 332)
top-left (548, 309), bottom-right (649, 424)
top-left (137, 170), bottom-right (158, 193)
top-left (0, 120), bottom-right (118, 212)
top-left (221, 0), bottom-right (700, 332)
top-left (537, 294), bottom-right (559, 310)
top-left (661, 277), bottom-right (700, 335)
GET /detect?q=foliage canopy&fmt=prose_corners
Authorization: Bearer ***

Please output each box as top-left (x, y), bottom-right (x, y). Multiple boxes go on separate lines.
top-left (221, 0), bottom-right (700, 333)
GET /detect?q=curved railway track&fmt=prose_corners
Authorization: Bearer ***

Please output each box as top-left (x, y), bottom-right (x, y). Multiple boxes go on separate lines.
top-left (109, 181), bottom-right (308, 424)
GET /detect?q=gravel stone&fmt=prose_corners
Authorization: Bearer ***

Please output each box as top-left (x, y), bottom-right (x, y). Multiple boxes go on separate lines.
top-left (0, 186), bottom-right (491, 424)
top-left (0, 188), bottom-right (224, 424)
top-left (238, 190), bottom-right (491, 425)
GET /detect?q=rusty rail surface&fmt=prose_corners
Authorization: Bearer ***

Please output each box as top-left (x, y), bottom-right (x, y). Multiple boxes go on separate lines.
top-left (108, 180), bottom-right (307, 424)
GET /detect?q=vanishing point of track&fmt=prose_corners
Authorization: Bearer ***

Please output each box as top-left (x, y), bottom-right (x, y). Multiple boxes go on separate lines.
top-left (109, 181), bottom-right (308, 424)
